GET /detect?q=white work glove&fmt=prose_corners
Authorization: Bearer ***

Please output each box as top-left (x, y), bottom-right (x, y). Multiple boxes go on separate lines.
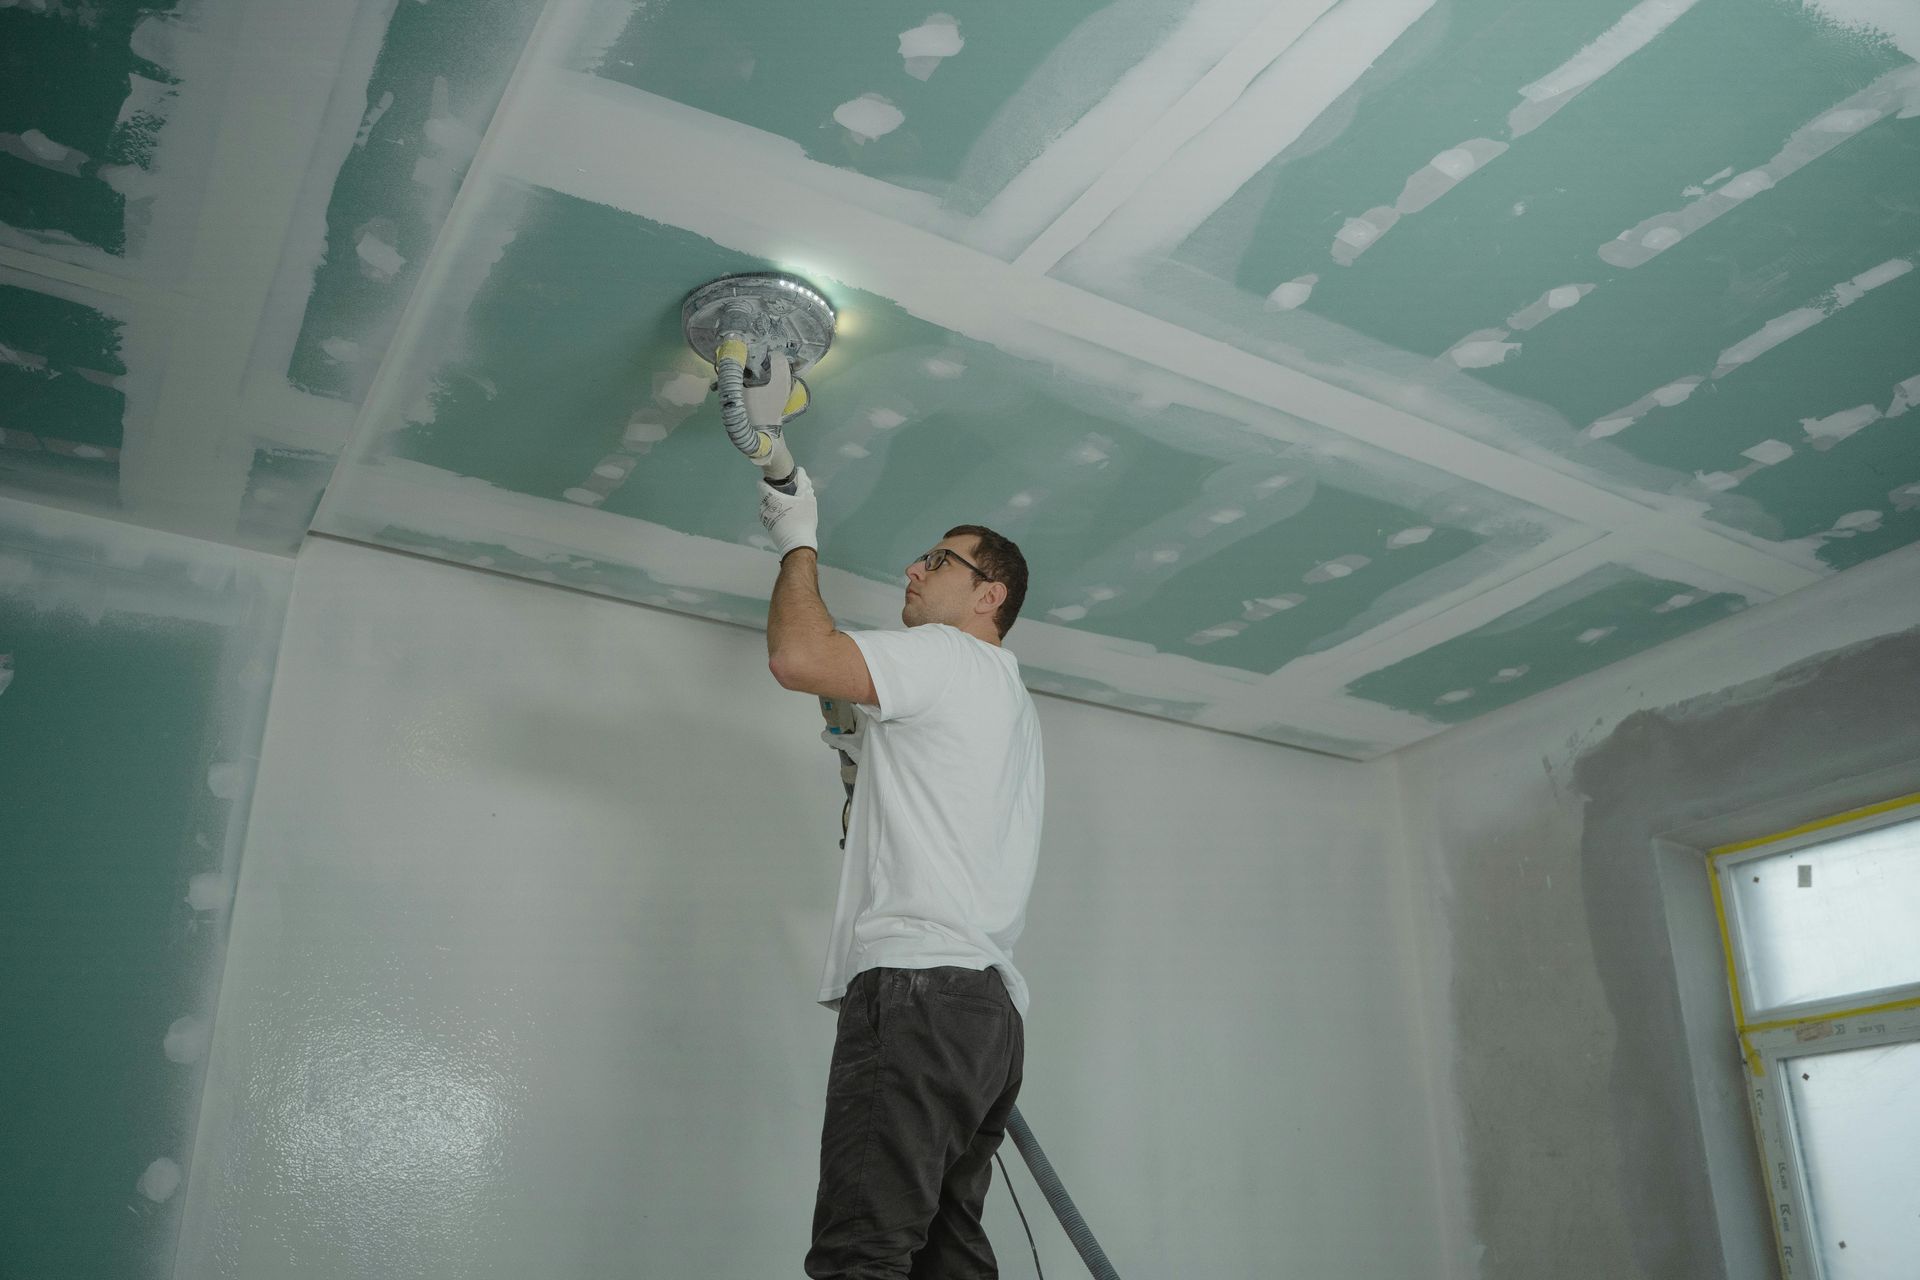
top-left (821, 725), bottom-right (865, 763)
top-left (758, 465), bottom-right (818, 560)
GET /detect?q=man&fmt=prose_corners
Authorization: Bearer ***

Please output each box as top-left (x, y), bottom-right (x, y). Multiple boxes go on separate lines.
top-left (758, 466), bottom-right (1045, 1279)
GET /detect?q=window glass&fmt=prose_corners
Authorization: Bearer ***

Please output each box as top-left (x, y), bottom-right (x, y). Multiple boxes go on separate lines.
top-left (1726, 818), bottom-right (1920, 1014)
top-left (1786, 1040), bottom-right (1920, 1280)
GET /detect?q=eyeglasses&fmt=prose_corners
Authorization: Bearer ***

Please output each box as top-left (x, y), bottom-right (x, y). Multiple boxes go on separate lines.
top-left (907, 547), bottom-right (992, 581)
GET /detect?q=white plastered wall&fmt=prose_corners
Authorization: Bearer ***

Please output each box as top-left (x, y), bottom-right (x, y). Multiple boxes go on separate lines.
top-left (173, 534), bottom-right (1447, 1279)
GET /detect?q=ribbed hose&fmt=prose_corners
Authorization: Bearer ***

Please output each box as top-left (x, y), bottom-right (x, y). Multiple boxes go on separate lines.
top-left (715, 318), bottom-right (797, 491)
top-left (1007, 1105), bottom-right (1121, 1278)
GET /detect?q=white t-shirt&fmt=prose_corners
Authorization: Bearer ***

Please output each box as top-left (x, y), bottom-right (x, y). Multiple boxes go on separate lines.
top-left (817, 623), bottom-right (1044, 1018)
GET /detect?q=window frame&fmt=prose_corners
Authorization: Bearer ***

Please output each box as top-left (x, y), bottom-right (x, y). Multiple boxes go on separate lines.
top-left (1705, 791), bottom-right (1920, 1280)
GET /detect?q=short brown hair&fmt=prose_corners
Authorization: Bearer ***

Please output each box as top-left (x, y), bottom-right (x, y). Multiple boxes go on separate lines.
top-left (944, 525), bottom-right (1028, 638)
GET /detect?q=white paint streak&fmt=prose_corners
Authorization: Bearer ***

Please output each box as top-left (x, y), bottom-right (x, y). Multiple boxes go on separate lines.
top-left (1056, 0), bottom-right (1433, 271)
top-left (1516, 0), bottom-right (1701, 108)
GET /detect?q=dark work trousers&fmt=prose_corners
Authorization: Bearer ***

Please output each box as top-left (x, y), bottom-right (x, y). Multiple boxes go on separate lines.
top-left (806, 965), bottom-right (1025, 1280)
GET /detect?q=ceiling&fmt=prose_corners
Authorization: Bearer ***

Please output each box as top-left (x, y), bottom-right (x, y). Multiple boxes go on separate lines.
top-left (2, 0), bottom-right (1916, 758)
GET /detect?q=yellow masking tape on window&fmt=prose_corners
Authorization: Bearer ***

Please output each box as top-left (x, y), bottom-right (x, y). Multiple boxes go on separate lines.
top-left (1708, 790), bottom-right (1920, 858)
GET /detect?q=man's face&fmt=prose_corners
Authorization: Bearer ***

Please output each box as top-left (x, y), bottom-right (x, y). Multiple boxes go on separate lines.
top-left (903, 535), bottom-right (986, 629)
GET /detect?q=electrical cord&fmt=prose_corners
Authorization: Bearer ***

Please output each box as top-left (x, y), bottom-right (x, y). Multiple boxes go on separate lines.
top-left (995, 1149), bottom-right (1045, 1279)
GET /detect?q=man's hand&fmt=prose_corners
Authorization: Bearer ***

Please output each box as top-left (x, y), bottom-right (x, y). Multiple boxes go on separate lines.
top-left (758, 466), bottom-right (818, 560)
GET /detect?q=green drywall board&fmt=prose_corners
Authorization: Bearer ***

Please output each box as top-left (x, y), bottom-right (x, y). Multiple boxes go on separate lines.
top-left (287, 0), bottom-right (539, 401)
top-left (1467, 125), bottom-right (1920, 433)
top-left (1085, 485), bottom-right (1481, 672)
top-left (1180, 0), bottom-right (1907, 363)
top-left (0, 2), bottom-right (180, 252)
top-left (387, 187), bottom-right (1223, 600)
top-left (0, 594), bottom-right (224, 1278)
top-left (581, 0), bottom-right (1157, 210)
top-left (0, 282), bottom-right (127, 451)
top-left (1345, 566), bottom-right (1747, 723)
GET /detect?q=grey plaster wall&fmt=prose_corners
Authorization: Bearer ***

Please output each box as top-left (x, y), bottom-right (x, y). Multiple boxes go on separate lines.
top-left (1394, 543), bottom-right (1920, 1280)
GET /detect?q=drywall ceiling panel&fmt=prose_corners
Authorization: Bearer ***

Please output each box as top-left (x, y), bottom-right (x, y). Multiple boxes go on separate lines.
top-left (1053, 0), bottom-right (1920, 570)
top-left (4, 0), bottom-right (1916, 756)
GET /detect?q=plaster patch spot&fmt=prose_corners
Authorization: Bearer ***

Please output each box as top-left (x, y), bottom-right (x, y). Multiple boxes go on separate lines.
top-left (899, 14), bottom-right (963, 81)
top-left (1073, 438), bottom-right (1111, 466)
top-left (185, 873), bottom-right (228, 911)
top-left (834, 94), bottom-right (904, 142)
top-left (1242, 594), bottom-right (1303, 620)
top-left (137, 1159), bottom-right (182, 1203)
top-left (1332, 208), bottom-right (1397, 263)
top-left (563, 488), bottom-right (603, 506)
top-left (1387, 526), bottom-right (1434, 548)
top-left (1886, 374), bottom-right (1920, 418)
top-left (1048, 605), bottom-right (1088, 622)
top-left (1802, 404), bottom-right (1881, 450)
top-left (1640, 225), bottom-right (1683, 252)
top-left (1305, 554), bottom-right (1370, 583)
top-left (1813, 107), bottom-right (1882, 133)
top-left (868, 408), bottom-right (907, 429)
top-left (1741, 439), bottom-right (1794, 465)
top-left (1265, 275), bottom-right (1316, 310)
top-left (1576, 626), bottom-right (1616, 644)
top-left (354, 231), bottom-right (405, 280)
top-left (624, 420), bottom-right (668, 447)
top-left (163, 1016), bottom-right (209, 1063)
top-left (1429, 147), bottom-right (1481, 179)
top-left (206, 762), bottom-right (248, 801)
top-left (1720, 168), bottom-right (1774, 199)
top-left (1451, 338), bottom-right (1520, 368)
top-left (1650, 379), bottom-right (1700, 407)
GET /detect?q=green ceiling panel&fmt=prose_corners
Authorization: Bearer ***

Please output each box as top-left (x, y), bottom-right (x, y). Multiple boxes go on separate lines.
top-left (1081, 483), bottom-right (1482, 673)
top-left (287, 0), bottom-right (539, 402)
top-left (1345, 565), bottom-right (1749, 724)
top-left (580, 0), bottom-right (1177, 213)
top-left (1183, 0), bottom-right (1908, 359)
top-left (0, 282), bottom-right (126, 462)
top-left (0, 1), bottom-right (181, 253)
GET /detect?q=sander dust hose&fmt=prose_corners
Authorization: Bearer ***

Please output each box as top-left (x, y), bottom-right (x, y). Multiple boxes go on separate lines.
top-left (1006, 1105), bottom-right (1122, 1280)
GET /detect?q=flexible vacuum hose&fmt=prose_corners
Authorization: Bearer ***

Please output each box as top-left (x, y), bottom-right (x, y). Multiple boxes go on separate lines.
top-left (1007, 1105), bottom-right (1121, 1279)
top-left (714, 307), bottom-right (797, 492)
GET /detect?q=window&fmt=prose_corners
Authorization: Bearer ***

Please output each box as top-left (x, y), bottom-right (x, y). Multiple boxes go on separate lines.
top-left (1708, 794), bottom-right (1920, 1280)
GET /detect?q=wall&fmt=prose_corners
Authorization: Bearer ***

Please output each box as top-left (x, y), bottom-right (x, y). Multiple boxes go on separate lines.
top-left (0, 498), bottom-right (289, 1279)
top-left (1394, 540), bottom-right (1920, 1280)
top-left (172, 534), bottom-right (1444, 1279)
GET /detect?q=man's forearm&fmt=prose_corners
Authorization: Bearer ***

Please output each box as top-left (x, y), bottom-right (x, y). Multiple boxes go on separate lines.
top-left (768, 548), bottom-right (836, 661)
